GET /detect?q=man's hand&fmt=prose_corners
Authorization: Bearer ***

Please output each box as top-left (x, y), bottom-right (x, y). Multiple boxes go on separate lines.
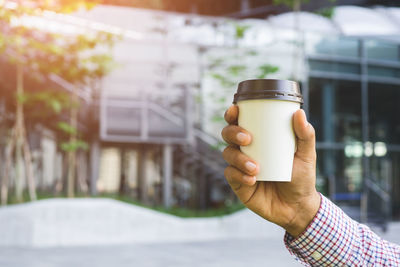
top-left (221, 105), bottom-right (321, 237)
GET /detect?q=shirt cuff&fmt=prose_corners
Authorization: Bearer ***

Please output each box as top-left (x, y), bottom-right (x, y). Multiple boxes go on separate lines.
top-left (284, 194), bottom-right (358, 266)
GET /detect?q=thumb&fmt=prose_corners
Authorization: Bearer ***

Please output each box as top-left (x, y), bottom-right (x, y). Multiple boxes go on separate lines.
top-left (293, 109), bottom-right (316, 164)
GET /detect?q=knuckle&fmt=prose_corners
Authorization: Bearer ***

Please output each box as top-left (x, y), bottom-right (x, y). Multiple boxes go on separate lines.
top-left (224, 166), bottom-right (234, 179)
top-left (233, 151), bottom-right (245, 166)
top-left (232, 151), bottom-right (240, 163)
top-left (309, 125), bottom-right (316, 138)
top-left (221, 127), bottom-right (229, 140)
top-left (222, 145), bottom-right (230, 156)
top-left (222, 145), bottom-right (234, 161)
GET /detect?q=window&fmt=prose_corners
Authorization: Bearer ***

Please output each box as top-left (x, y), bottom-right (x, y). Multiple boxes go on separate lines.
top-left (309, 60), bottom-right (360, 75)
top-left (309, 78), bottom-right (362, 143)
top-left (368, 66), bottom-right (400, 78)
top-left (312, 37), bottom-right (360, 58)
top-left (316, 149), bottom-right (363, 197)
top-left (366, 40), bottom-right (400, 62)
top-left (369, 83), bottom-right (400, 144)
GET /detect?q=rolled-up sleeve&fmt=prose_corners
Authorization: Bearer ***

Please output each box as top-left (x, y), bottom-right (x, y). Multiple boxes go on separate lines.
top-left (284, 194), bottom-right (400, 266)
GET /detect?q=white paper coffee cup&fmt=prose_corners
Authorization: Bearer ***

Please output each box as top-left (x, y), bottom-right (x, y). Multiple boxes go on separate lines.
top-left (233, 79), bottom-right (303, 182)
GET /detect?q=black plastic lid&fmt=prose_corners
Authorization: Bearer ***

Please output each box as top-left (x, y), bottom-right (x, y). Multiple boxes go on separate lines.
top-left (233, 79), bottom-right (303, 104)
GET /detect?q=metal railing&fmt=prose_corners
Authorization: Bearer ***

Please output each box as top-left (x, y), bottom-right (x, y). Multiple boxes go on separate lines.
top-left (100, 86), bottom-right (194, 145)
top-left (362, 176), bottom-right (391, 232)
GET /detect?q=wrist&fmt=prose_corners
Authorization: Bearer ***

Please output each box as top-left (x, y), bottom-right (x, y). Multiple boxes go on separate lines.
top-left (285, 191), bottom-right (321, 238)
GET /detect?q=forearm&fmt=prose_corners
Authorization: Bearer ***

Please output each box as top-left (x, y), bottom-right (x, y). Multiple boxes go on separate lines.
top-left (284, 194), bottom-right (400, 266)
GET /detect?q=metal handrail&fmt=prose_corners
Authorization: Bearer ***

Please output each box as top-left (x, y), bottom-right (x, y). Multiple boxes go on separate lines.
top-left (363, 176), bottom-right (391, 231)
top-left (365, 178), bottom-right (391, 203)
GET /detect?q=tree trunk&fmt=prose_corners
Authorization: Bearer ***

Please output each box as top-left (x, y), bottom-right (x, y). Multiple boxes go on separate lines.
top-left (55, 151), bottom-right (68, 195)
top-left (15, 64), bottom-right (37, 203)
top-left (14, 64), bottom-right (25, 203)
top-left (119, 148), bottom-right (126, 196)
top-left (67, 87), bottom-right (78, 198)
top-left (76, 151), bottom-right (89, 194)
top-left (22, 125), bottom-right (37, 201)
top-left (2, 130), bottom-right (16, 205)
top-left (14, 135), bottom-right (23, 202)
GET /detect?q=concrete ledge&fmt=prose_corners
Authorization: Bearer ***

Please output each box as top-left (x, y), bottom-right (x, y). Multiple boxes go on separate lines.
top-left (0, 198), bottom-right (283, 247)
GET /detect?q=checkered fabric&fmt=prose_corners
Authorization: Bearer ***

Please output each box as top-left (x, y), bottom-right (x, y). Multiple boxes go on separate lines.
top-left (284, 194), bottom-right (400, 266)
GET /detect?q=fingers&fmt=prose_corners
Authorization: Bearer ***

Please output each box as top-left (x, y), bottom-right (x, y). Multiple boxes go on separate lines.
top-left (222, 145), bottom-right (259, 176)
top-left (293, 109), bottom-right (316, 164)
top-left (224, 105), bottom-right (238, 125)
top-left (221, 125), bottom-right (251, 146)
top-left (224, 166), bottom-right (256, 190)
top-left (224, 166), bottom-right (258, 206)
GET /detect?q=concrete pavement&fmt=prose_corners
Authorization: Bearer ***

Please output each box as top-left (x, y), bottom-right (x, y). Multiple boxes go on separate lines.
top-left (0, 238), bottom-right (301, 267)
top-left (1, 198), bottom-right (400, 267)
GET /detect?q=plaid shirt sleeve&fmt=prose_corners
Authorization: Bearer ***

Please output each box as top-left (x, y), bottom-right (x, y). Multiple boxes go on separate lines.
top-left (284, 194), bottom-right (400, 266)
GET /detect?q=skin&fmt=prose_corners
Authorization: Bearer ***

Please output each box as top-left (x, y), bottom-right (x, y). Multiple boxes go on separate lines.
top-left (221, 105), bottom-right (321, 237)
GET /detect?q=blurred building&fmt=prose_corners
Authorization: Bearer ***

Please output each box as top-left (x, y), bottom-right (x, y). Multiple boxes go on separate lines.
top-left (2, 3), bottom-right (399, 225)
top-left (73, 4), bottom-right (400, 222)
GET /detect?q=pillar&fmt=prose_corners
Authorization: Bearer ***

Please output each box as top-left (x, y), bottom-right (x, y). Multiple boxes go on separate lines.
top-left (90, 138), bottom-right (100, 196)
top-left (322, 82), bottom-right (336, 199)
top-left (163, 144), bottom-right (173, 208)
top-left (137, 145), bottom-right (148, 203)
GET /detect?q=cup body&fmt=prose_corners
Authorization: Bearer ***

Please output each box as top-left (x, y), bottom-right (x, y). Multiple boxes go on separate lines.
top-left (237, 99), bottom-right (300, 182)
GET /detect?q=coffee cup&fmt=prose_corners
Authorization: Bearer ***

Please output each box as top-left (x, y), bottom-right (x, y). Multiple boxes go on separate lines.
top-left (233, 79), bottom-right (303, 182)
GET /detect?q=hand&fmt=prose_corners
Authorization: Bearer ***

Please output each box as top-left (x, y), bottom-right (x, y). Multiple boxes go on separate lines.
top-left (221, 105), bottom-right (321, 237)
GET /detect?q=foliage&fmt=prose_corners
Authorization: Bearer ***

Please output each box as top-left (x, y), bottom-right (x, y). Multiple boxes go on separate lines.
top-left (316, 6), bottom-right (335, 19)
top-left (57, 121), bottom-right (78, 135)
top-left (0, 0), bottom-right (118, 152)
top-left (227, 64), bottom-right (246, 77)
top-left (206, 24), bottom-right (279, 134)
top-left (234, 24), bottom-right (251, 40)
top-left (273, 0), bottom-right (310, 9)
top-left (0, 0), bottom-right (118, 201)
top-left (23, 90), bottom-right (72, 114)
top-left (0, 0), bottom-right (117, 86)
top-left (60, 139), bottom-right (89, 152)
top-left (257, 64), bottom-right (279, 79)
top-left (211, 73), bottom-right (236, 88)
top-left (57, 121), bottom-right (88, 152)
top-left (273, 0), bottom-right (336, 14)
top-left (101, 0), bottom-right (164, 10)
top-left (0, 1), bottom-right (99, 16)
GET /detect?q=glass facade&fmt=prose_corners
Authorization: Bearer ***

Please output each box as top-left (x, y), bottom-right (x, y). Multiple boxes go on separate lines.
top-left (369, 83), bottom-right (400, 144)
top-left (309, 79), bottom-right (362, 143)
top-left (306, 37), bottom-right (400, 219)
top-left (366, 40), bottom-right (400, 62)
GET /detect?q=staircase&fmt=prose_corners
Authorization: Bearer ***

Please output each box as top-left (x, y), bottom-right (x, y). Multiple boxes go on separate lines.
top-left (100, 86), bottom-right (231, 209)
top-left (173, 128), bottom-right (230, 209)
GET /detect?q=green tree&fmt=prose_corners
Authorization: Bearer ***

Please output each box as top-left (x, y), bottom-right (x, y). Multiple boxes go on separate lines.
top-left (0, 0), bottom-right (116, 204)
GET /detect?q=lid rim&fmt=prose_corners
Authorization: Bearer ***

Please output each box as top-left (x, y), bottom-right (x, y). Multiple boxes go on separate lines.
top-left (233, 79), bottom-right (303, 104)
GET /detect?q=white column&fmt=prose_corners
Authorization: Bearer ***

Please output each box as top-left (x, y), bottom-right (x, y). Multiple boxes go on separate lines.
top-left (90, 139), bottom-right (100, 196)
top-left (163, 144), bottom-right (173, 208)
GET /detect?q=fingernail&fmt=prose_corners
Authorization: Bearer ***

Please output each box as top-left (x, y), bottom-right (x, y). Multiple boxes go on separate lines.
top-left (236, 132), bottom-right (248, 142)
top-left (243, 175), bottom-right (255, 184)
top-left (245, 161), bottom-right (257, 172)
